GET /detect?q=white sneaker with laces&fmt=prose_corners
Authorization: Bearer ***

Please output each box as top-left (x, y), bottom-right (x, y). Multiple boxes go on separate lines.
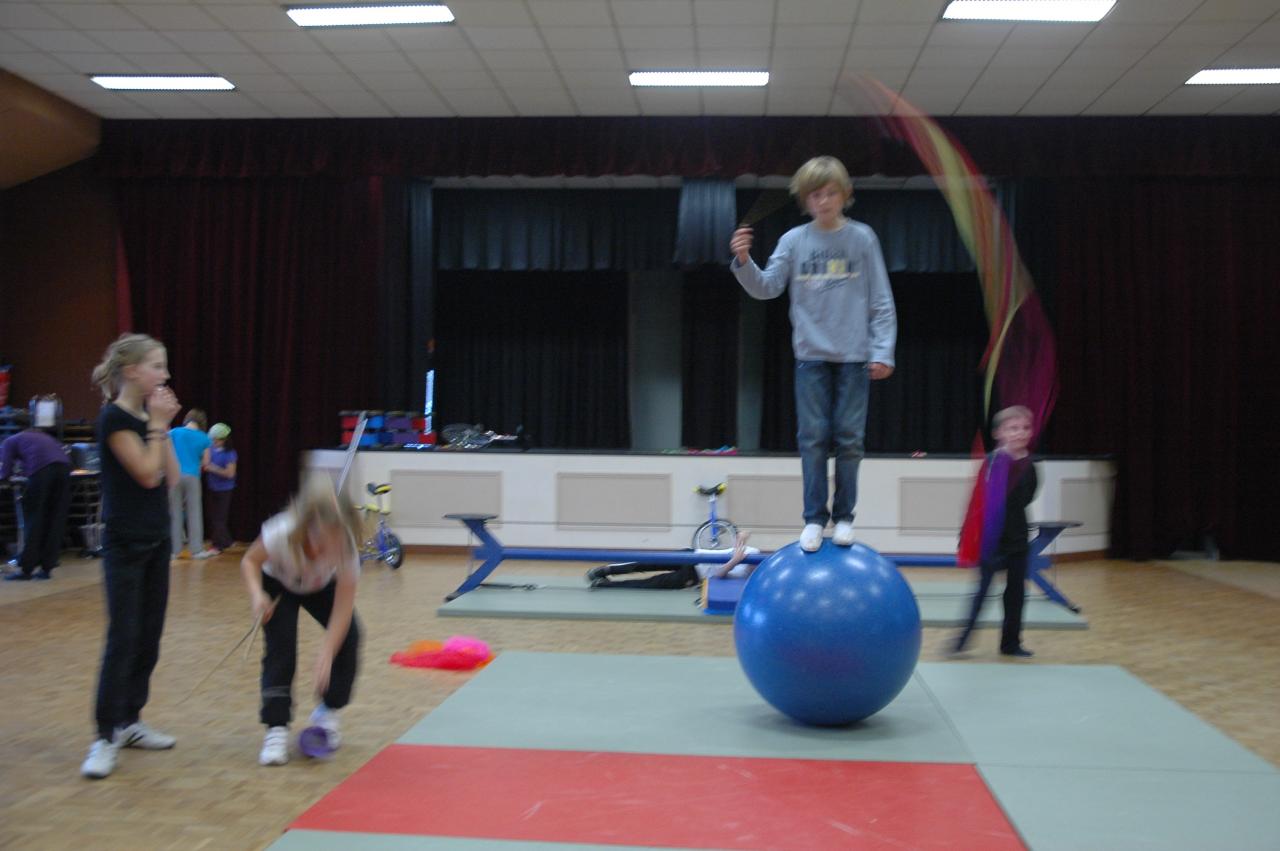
top-left (119, 721), bottom-right (176, 750)
top-left (833, 520), bottom-right (855, 546)
top-left (308, 705), bottom-right (342, 750)
top-left (259, 727), bottom-right (290, 766)
top-left (192, 550), bottom-right (215, 560)
top-left (81, 737), bottom-right (120, 779)
top-left (800, 523), bottom-right (824, 552)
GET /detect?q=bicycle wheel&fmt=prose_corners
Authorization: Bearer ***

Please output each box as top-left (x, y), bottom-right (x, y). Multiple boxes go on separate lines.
top-left (381, 531), bottom-right (404, 569)
top-left (692, 519), bottom-right (739, 550)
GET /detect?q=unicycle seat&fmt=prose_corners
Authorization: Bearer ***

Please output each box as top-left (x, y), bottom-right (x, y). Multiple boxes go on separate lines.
top-left (367, 482), bottom-right (392, 495)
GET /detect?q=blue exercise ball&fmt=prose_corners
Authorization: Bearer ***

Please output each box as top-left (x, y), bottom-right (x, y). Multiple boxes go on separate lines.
top-left (734, 540), bottom-right (922, 726)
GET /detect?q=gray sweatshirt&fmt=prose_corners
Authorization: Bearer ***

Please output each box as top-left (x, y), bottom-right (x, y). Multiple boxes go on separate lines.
top-left (731, 220), bottom-right (897, 365)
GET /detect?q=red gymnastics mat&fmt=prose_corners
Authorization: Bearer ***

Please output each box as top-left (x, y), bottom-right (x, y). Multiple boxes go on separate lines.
top-left (291, 744), bottom-right (1025, 849)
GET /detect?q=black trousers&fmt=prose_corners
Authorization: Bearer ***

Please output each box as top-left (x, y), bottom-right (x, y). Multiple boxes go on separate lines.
top-left (94, 535), bottom-right (170, 739)
top-left (205, 489), bottom-right (234, 551)
top-left (595, 563), bottom-right (699, 589)
top-left (259, 571), bottom-right (361, 728)
top-left (17, 463), bottom-right (72, 573)
top-left (957, 551), bottom-right (1028, 652)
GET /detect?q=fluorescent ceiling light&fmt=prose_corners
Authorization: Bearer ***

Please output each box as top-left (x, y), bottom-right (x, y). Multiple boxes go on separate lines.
top-left (91, 75), bottom-right (235, 91)
top-left (287, 4), bottom-right (454, 27)
top-left (942, 1), bottom-right (1115, 22)
top-left (629, 71), bottom-right (769, 87)
top-left (1186, 68), bottom-right (1280, 85)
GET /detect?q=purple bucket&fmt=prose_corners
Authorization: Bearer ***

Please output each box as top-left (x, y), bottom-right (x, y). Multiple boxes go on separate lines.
top-left (298, 725), bottom-right (335, 759)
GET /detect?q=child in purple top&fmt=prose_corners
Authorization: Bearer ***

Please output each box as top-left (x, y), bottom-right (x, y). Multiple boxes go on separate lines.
top-left (1, 418), bottom-right (72, 580)
top-left (203, 422), bottom-right (237, 555)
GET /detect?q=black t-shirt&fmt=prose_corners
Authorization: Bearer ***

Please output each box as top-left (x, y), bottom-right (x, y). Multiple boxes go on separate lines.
top-left (997, 456), bottom-right (1039, 556)
top-left (96, 403), bottom-right (170, 542)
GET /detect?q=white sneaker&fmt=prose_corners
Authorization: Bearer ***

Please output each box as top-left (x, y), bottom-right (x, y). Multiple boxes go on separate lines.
top-left (119, 721), bottom-right (176, 750)
top-left (800, 523), bottom-right (824, 552)
top-left (81, 737), bottom-right (120, 779)
top-left (192, 549), bottom-right (215, 560)
top-left (308, 705), bottom-right (342, 750)
top-left (833, 520), bottom-right (855, 546)
top-left (259, 727), bottom-right (290, 766)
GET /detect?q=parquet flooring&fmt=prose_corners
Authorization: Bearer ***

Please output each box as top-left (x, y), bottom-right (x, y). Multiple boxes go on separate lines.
top-left (1, 551), bottom-right (1276, 850)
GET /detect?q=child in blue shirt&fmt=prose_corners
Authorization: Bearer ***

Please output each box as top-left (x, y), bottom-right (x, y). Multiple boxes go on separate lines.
top-left (169, 409), bottom-right (212, 560)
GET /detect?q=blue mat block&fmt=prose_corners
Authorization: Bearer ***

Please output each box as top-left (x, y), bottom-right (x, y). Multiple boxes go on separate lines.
top-left (701, 576), bottom-right (744, 614)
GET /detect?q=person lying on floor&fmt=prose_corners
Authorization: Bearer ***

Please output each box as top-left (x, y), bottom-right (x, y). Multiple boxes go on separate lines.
top-left (586, 532), bottom-right (757, 589)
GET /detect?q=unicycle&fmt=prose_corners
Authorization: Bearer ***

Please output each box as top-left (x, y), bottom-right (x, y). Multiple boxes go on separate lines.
top-left (358, 482), bottom-right (404, 569)
top-left (692, 483), bottom-right (739, 550)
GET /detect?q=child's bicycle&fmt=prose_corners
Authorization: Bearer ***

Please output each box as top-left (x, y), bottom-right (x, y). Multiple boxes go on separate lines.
top-left (358, 482), bottom-right (404, 569)
top-left (692, 482), bottom-right (739, 550)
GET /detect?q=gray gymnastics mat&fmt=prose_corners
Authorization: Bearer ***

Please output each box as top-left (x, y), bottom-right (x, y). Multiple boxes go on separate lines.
top-left (437, 574), bottom-right (1088, 629)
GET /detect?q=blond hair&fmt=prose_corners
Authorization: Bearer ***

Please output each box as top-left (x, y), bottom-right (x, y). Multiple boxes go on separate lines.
top-left (91, 333), bottom-right (165, 401)
top-left (790, 156), bottom-right (853, 209)
top-left (285, 476), bottom-right (362, 567)
top-left (992, 405), bottom-right (1034, 430)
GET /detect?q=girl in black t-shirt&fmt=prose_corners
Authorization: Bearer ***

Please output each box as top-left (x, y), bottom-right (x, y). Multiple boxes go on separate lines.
top-left (81, 333), bottom-right (183, 780)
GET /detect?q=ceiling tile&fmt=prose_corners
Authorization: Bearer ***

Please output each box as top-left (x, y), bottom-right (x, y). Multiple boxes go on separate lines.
top-left (452, 1), bottom-right (536, 27)
top-left (11, 29), bottom-right (106, 52)
top-left (310, 30), bottom-right (398, 53)
top-left (987, 45), bottom-right (1076, 68)
top-left (354, 70), bottom-right (430, 91)
top-left (849, 24), bottom-right (932, 47)
top-left (464, 26), bottom-right (548, 50)
top-left (1188, 0), bottom-right (1280, 22)
top-left (775, 24), bottom-right (853, 48)
top-left (765, 86), bottom-right (831, 114)
top-left (625, 48), bottom-right (698, 66)
top-left (440, 87), bottom-right (516, 115)
top-left (914, 46), bottom-right (998, 68)
top-left (612, 0), bottom-right (695, 28)
top-left (859, 0), bottom-right (945, 23)
top-left (86, 29), bottom-right (181, 53)
top-left (927, 22), bottom-right (1014, 46)
top-left (198, 52), bottom-right (279, 74)
top-left (1105, 0), bottom-right (1202, 24)
top-left (387, 27), bottom-right (471, 51)
top-left (247, 90), bottom-right (332, 117)
top-left (696, 26), bottom-right (771, 49)
top-left (619, 27), bottom-right (695, 50)
top-left (694, 0), bottom-right (774, 27)
top-left (1084, 22), bottom-right (1177, 48)
top-left (776, 0), bottom-right (856, 25)
top-left (700, 48), bottom-right (770, 67)
top-left (160, 30), bottom-right (250, 53)
top-left (310, 90), bottom-right (393, 116)
top-left (47, 4), bottom-right (146, 30)
top-left (569, 88), bottom-right (640, 113)
top-left (551, 49), bottom-right (628, 70)
top-left (0, 4), bottom-right (70, 29)
top-left (539, 27), bottom-right (618, 49)
top-left (492, 69), bottom-right (563, 87)
top-left (634, 89), bottom-right (703, 115)
top-left (510, 88), bottom-right (576, 114)
top-left (1146, 85), bottom-right (1241, 113)
top-left (528, 0), bottom-right (616, 28)
top-left (1211, 86), bottom-right (1280, 113)
top-left (236, 31), bottom-right (324, 53)
top-left (427, 69), bottom-right (498, 89)
top-left (336, 52), bottom-right (414, 73)
top-left (197, 93), bottom-right (274, 117)
top-left (129, 52), bottom-right (212, 73)
top-left (405, 49), bottom-right (486, 71)
top-left (270, 53), bottom-right (346, 74)
top-left (1, 52), bottom-right (74, 73)
top-left (378, 88), bottom-right (453, 115)
top-left (1082, 87), bottom-right (1172, 113)
top-left (701, 87), bottom-right (767, 114)
top-left (121, 4), bottom-right (224, 30)
top-left (288, 72), bottom-right (366, 92)
top-left (843, 45), bottom-right (921, 70)
top-left (204, 5), bottom-right (296, 32)
top-left (480, 49), bottom-right (556, 70)
top-left (226, 72), bottom-right (299, 92)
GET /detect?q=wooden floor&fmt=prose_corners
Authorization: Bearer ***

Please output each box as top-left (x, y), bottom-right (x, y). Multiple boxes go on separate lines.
top-left (1, 551), bottom-right (1277, 850)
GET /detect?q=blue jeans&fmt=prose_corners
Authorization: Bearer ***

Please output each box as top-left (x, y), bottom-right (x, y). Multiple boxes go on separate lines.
top-left (794, 360), bottom-right (870, 526)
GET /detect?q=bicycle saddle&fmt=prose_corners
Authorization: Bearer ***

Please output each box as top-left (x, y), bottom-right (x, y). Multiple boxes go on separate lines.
top-left (696, 483), bottom-right (727, 496)
top-left (367, 482), bottom-right (392, 495)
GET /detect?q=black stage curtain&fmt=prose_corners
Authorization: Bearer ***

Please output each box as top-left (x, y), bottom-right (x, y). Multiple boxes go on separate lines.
top-left (115, 177), bottom-right (385, 539)
top-left (433, 270), bottom-right (630, 449)
top-left (681, 267), bottom-right (740, 448)
top-left (1044, 178), bottom-right (1280, 562)
top-left (759, 272), bottom-right (987, 455)
top-left (427, 189), bottom-right (678, 271)
top-left (98, 116), bottom-right (1280, 180)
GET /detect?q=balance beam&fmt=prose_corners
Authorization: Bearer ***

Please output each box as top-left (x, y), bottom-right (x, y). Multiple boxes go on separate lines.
top-left (442, 514), bottom-right (1081, 613)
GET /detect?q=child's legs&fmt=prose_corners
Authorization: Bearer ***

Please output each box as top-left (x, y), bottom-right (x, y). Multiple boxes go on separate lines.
top-left (999, 552), bottom-right (1029, 651)
top-left (124, 539), bottom-right (171, 724)
top-left (259, 573), bottom-right (302, 727)
top-left (169, 485), bottom-right (185, 555)
top-left (794, 360), bottom-right (834, 526)
top-left (16, 466), bottom-right (53, 571)
top-left (95, 537), bottom-right (163, 738)
top-left (600, 565), bottom-right (698, 589)
top-left (206, 490), bottom-right (233, 550)
top-left (830, 362), bottom-right (869, 523)
top-left (956, 561), bottom-right (997, 648)
top-left (182, 475), bottom-right (204, 551)
top-left (298, 583), bottom-right (360, 710)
